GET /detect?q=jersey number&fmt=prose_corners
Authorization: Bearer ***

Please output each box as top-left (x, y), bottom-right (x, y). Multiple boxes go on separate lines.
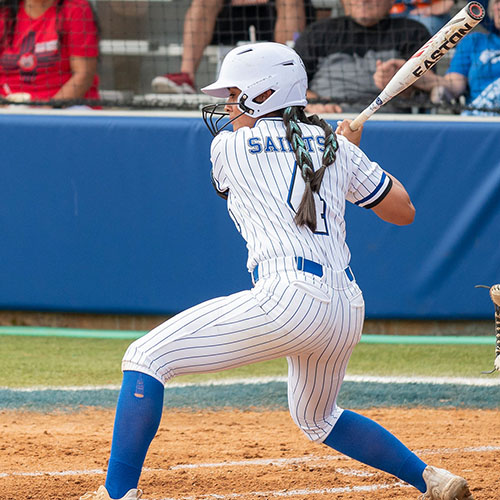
top-left (287, 163), bottom-right (328, 235)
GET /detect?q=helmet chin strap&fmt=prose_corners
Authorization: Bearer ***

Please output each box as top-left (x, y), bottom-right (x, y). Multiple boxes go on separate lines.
top-left (238, 94), bottom-right (255, 115)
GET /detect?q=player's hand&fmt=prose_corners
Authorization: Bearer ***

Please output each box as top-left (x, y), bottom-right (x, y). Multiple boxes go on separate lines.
top-left (373, 59), bottom-right (405, 90)
top-left (335, 119), bottom-right (363, 147)
top-left (305, 102), bottom-right (343, 114)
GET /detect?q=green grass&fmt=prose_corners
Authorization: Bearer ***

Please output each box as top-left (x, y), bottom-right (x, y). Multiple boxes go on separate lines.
top-left (0, 335), bottom-right (495, 387)
top-left (0, 336), bottom-right (130, 387)
top-left (348, 344), bottom-right (493, 378)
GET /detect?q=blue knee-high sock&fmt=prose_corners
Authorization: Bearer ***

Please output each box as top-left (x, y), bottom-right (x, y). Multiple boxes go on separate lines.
top-left (323, 409), bottom-right (427, 493)
top-left (105, 370), bottom-right (164, 499)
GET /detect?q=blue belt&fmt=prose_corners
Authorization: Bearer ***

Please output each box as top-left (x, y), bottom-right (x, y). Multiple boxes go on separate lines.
top-left (252, 257), bottom-right (354, 283)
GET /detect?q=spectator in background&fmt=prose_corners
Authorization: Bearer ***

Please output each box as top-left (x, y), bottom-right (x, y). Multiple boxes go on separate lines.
top-left (389, 0), bottom-right (455, 35)
top-left (151, 0), bottom-right (315, 94)
top-left (95, 0), bottom-right (148, 95)
top-left (428, 0), bottom-right (500, 114)
top-left (0, 0), bottom-right (100, 105)
top-left (294, 0), bottom-right (435, 114)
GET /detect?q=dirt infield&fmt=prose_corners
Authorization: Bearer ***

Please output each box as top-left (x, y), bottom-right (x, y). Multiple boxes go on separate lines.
top-left (1, 408), bottom-right (498, 500)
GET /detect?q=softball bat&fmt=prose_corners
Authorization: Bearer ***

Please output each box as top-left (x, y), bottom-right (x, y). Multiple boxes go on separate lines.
top-left (349, 1), bottom-right (485, 131)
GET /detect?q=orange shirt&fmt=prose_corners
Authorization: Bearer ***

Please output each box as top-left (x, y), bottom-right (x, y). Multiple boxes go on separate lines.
top-left (390, 1), bottom-right (433, 15)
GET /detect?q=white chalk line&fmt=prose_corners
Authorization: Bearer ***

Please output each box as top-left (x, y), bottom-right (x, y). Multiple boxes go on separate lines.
top-left (166, 446), bottom-right (500, 471)
top-left (170, 457), bottom-right (376, 477)
top-left (1, 445), bottom-right (498, 480)
top-left (2, 374), bottom-right (500, 392)
top-left (155, 482), bottom-right (413, 500)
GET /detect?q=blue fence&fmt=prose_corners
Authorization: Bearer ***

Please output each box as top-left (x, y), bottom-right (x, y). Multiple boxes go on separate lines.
top-left (0, 113), bottom-right (498, 318)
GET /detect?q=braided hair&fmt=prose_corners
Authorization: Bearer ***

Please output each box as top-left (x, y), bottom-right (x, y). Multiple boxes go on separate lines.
top-left (283, 106), bottom-right (338, 232)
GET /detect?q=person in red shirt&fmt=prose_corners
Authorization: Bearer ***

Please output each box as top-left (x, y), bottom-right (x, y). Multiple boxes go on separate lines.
top-left (0, 0), bottom-right (100, 104)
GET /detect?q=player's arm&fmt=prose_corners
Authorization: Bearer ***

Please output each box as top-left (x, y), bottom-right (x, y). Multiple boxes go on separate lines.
top-left (210, 133), bottom-right (231, 200)
top-left (347, 148), bottom-right (415, 226)
top-left (370, 172), bottom-right (415, 226)
top-left (211, 169), bottom-right (229, 199)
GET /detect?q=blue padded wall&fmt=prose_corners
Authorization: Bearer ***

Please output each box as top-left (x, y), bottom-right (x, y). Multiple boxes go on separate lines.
top-left (0, 113), bottom-right (498, 318)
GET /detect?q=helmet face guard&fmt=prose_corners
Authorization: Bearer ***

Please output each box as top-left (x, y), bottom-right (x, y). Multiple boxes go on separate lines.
top-left (201, 92), bottom-right (274, 137)
top-left (201, 42), bottom-right (308, 135)
top-left (201, 102), bottom-right (245, 137)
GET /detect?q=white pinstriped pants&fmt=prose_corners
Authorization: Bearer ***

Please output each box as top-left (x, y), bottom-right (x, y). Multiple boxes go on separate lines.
top-left (122, 257), bottom-right (365, 442)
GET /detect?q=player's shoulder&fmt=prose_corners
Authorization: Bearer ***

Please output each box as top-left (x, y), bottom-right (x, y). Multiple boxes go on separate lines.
top-left (336, 133), bottom-right (357, 152)
top-left (336, 133), bottom-right (368, 165)
top-left (210, 128), bottom-right (248, 155)
top-left (210, 130), bottom-right (231, 152)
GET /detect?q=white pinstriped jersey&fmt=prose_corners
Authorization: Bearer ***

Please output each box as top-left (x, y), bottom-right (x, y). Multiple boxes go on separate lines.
top-left (122, 116), bottom-right (391, 443)
top-left (210, 117), bottom-right (391, 273)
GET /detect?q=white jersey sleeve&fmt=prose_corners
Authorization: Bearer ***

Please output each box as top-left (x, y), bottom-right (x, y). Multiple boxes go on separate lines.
top-left (345, 141), bottom-right (392, 209)
top-left (210, 132), bottom-right (231, 198)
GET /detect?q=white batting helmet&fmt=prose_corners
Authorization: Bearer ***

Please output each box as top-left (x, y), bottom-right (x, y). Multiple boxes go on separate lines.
top-left (201, 42), bottom-right (308, 118)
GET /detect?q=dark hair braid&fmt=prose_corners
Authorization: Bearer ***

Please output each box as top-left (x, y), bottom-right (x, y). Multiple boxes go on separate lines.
top-left (284, 106), bottom-right (316, 231)
top-left (301, 110), bottom-right (338, 192)
top-left (283, 106), bottom-right (338, 232)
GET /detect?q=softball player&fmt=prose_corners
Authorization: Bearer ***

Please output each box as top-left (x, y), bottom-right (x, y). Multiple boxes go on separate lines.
top-left (80, 43), bottom-right (473, 500)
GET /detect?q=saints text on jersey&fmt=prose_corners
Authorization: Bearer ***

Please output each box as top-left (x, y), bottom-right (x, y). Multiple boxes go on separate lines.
top-left (247, 134), bottom-right (325, 154)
